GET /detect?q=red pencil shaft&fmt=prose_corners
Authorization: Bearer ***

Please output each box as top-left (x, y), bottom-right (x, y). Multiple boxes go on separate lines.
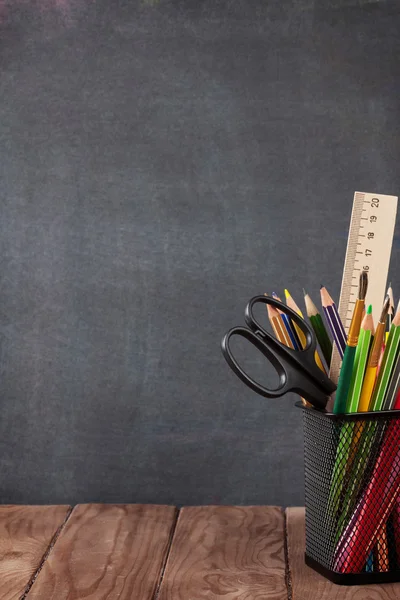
top-left (334, 420), bottom-right (400, 573)
top-left (394, 388), bottom-right (400, 410)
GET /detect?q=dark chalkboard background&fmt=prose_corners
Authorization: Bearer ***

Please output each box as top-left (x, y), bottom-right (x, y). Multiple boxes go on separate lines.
top-left (0, 0), bottom-right (399, 505)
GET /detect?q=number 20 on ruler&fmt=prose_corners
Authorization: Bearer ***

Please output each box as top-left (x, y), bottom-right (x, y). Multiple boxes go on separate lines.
top-left (360, 196), bottom-right (379, 270)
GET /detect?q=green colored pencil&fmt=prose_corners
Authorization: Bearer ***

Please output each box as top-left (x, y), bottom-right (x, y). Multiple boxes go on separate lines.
top-left (328, 307), bottom-right (375, 532)
top-left (327, 310), bottom-right (372, 516)
top-left (304, 291), bottom-right (333, 366)
top-left (384, 348), bottom-right (400, 409)
top-left (334, 345), bottom-right (357, 414)
top-left (327, 278), bottom-right (368, 518)
top-left (372, 303), bottom-right (400, 411)
top-left (346, 306), bottom-right (374, 413)
top-left (333, 271), bottom-right (368, 414)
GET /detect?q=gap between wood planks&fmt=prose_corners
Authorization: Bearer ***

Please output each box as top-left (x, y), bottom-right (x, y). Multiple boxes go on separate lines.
top-left (19, 506), bottom-right (74, 600)
top-left (153, 507), bottom-right (181, 600)
top-left (283, 508), bottom-right (293, 600)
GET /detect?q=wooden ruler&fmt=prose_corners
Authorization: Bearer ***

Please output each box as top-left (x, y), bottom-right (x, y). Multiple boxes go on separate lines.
top-left (330, 191), bottom-right (398, 384)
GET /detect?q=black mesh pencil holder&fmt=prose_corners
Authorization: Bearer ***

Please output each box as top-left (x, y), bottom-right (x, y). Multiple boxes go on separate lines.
top-left (300, 403), bottom-right (400, 585)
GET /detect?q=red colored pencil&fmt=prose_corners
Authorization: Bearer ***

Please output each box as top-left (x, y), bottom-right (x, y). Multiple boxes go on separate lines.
top-left (334, 419), bottom-right (400, 573)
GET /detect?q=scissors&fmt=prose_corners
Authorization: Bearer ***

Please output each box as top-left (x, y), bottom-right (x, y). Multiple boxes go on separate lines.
top-left (221, 295), bottom-right (336, 410)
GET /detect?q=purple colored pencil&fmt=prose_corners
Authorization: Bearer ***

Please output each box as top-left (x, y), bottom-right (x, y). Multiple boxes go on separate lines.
top-left (320, 286), bottom-right (347, 359)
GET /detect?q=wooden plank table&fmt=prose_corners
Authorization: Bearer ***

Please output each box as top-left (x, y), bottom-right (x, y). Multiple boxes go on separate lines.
top-left (1, 505), bottom-right (400, 599)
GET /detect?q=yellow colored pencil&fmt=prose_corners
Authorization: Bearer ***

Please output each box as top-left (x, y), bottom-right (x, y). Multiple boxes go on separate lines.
top-left (268, 293), bottom-right (309, 406)
top-left (358, 296), bottom-right (390, 412)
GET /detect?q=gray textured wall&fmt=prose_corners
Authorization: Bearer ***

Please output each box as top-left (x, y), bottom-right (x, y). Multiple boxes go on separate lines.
top-left (0, 0), bottom-right (399, 505)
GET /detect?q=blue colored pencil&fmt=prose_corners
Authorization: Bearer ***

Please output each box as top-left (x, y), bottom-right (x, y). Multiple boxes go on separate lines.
top-left (272, 293), bottom-right (300, 349)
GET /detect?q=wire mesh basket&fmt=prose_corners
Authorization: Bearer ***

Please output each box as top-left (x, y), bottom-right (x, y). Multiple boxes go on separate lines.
top-left (300, 403), bottom-right (400, 585)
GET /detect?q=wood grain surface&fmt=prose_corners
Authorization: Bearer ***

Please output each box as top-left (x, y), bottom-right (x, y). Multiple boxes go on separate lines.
top-left (4, 504), bottom-right (400, 600)
top-left (0, 505), bottom-right (70, 600)
top-left (157, 505), bottom-right (288, 600)
top-left (25, 504), bottom-right (177, 600)
top-left (286, 507), bottom-right (400, 599)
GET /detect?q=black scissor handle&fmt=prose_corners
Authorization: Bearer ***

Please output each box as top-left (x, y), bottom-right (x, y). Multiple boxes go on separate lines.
top-left (221, 296), bottom-right (336, 409)
top-left (221, 326), bottom-right (292, 399)
top-left (245, 295), bottom-right (316, 354)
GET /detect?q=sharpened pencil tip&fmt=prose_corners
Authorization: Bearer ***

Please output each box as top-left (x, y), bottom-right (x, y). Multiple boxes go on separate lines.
top-left (284, 289), bottom-right (290, 298)
top-left (367, 304), bottom-right (372, 315)
top-left (302, 288), bottom-right (307, 296)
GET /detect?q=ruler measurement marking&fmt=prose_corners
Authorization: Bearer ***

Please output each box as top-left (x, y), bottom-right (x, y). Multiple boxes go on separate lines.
top-left (329, 192), bottom-right (398, 385)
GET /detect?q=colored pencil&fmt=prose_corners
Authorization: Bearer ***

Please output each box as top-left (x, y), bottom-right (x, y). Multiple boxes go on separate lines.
top-left (334, 419), bottom-right (400, 573)
top-left (385, 350), bottom-right (400, 410)
top-left (335, 297), bottom-right (391, 540)
top-left (358, 296), bottom-right (390, 412)
top-left (272, 293), bottom-right (300, 349)
top-left (284, 290), bottom-right (307, 346)
top-left (347, 305), bottom-right (374, 413)
top-left (328, 285), bottom-right (370, 527)
top-left (328, 307), bottom-right (374, 519)
top-left (366, 551), bottom-right (374, 572)
top-left (304, 290), bottom-right (332, 366)
top-left (320, 286), bottom-right (347, 359)
top-left (381, 306), bottom-right (400, 567)
top-left (372, 301), bottom-right (400, 411)
top-left (335, 297), bottom-right (394, 562)
top-left (387, 283), bottom-right (394, 332)
top-left (376, 526), bottom-right (390, 572)
top-left (333, 271), bottom-right (368, 414)
top-left (394, 387), bottom-right (400, 410)
top-left (284, 289), bottom-right (326, 374)
top-left (270, 293), bottom-right (312, 407)
top-left (266, 303), bottom-right (294, 349)
top-left (393, 496), bottom-right (400, 564)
